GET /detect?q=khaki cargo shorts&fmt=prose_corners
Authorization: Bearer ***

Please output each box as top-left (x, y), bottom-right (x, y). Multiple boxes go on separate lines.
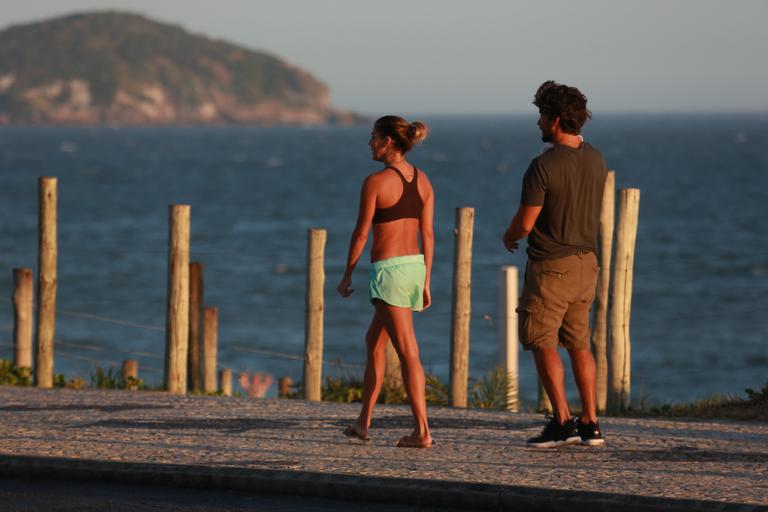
top-left (517, 251), bottom-right (598, 351)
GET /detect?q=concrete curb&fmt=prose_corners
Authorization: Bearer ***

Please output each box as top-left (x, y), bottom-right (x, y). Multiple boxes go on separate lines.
top-left (0, 455), bottom-right (765, 512)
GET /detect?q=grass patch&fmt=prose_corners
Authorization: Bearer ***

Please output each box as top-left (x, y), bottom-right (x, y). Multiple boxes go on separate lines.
top-left (0, 360), bottom-right (146, 391)
top-left (318, 372), bottom-right (448, 405)
top-left (614, 382), bottom-right (768, 421)
top-left (298, 368), bottom-right (508, 410)
top-left (469, 366), bottom-right (509, 410)
top-left (4, 356), bottom-right (764, 421)
top-left (187, 389), bottom-right (241, 398)
top-left (55, 373), bottom-right (87, 389)
top-left (285, 371), bottom-right (449, 405)
top-left (90, 366), bottom-right (122, 389)
top-left (0, 360), bottom-right (33, 386)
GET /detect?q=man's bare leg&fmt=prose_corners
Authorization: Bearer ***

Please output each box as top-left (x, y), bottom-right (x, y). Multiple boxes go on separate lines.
top-left (346, 308), bottom-right (388, 440)
top-left (532, 347), bottom-right (571, 423)
top-left (376, 301), bottom-right (432, 447)
top-left (568, 347), bottom-right (598, 423)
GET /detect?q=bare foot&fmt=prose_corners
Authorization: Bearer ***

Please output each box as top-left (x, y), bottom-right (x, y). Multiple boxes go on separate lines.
top-left (342, 420), bottom-right (369, 441)
top-left (396, 432), bottom-right (433, 448)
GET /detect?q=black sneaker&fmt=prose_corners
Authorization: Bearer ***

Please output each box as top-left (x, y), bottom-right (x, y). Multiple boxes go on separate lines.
top-left (526, 416), bottom-right (580, 448)
top-left (577, 418), bottom-right (605, 446)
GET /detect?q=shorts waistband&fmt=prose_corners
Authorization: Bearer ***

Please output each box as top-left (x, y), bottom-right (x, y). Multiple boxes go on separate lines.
top-left (371, 254), bottom-right (425, 271)
top-left (530, 250), bottom-right (596, 263)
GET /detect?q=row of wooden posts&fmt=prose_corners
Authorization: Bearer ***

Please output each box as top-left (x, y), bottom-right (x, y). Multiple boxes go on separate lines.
top-left (10, 180), bottom-right (229, 394)
top-left (11, 173), bottom-right (638, 412)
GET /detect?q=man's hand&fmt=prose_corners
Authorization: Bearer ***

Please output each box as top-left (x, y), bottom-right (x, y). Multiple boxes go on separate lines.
top-left (503, 227), bottom-right (520, 253)
top-left (503, 205), bottom-right (541, 253)
top-left (337, 274), bottom-right (354, 297)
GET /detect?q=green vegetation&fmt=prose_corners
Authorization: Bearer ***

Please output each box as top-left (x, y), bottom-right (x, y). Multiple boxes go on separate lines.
top-left (615, 382), bottom-right (768, 421)
top-left (0, 359), bottom-right (32, 386)
top-left (309, 368), bottom-right (506, 410)
top-left (90, 366), bottom-right (122, 389)
top-left (0, 11), bottom-right (334, 123)
top-left (3, 356), bottom-right (765, 421)
top-left (468, 367), bottom-right (509, 410)
top-left (90, 365), bottom-right (146, 390)
top-left (188, 389), bottom-right (242, 398)
top-left (306, 367), bottom-right (768, 421)
top-left (1, 360), bottom-right (141, 390)
top-left (425, 373), bottom-right (449, 405)
top-left (287, 371), bottom-right (450, 404)
top-left (55, 373), bottom-right (87, 389)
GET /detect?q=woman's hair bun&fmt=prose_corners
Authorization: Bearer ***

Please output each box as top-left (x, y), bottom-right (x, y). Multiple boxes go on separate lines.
top-left (407, 121), bottom-right (429, 145)
top-left (374, 115), bottom-right (428, 153)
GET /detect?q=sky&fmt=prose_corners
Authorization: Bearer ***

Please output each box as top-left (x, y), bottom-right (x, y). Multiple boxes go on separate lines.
top-left (1, 0), bottom-right (767, 115)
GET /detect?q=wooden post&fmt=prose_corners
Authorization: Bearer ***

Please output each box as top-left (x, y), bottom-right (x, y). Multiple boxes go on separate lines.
top-left (608, 188), bottom-right (640, 410)
top-left (592, 171), bottom-right (615, 414)
top-left (188, 262), bottom-right (204, 391)
top-left (220, 368), bottom-right (232, 397)
top-left (384, 339), bottom-right (403, 392)
top-left (499, 266), bottom-right (519, 412)
top-left (35, 177), bottom-right (57, 388)
top-left (449, 207), bottom-right (474, 408)
top-left (278, 376), bottom-right (293, 398)
top-left (122, 359), bottom-right (138, 390)
top-left (164, 204), bottom-right (190, 395)
top-left (304, 228), bottom-right (326, 401)
top-left (537, 379), bottom-right (552, 413)
top-left (202, 306), bottom-right (218, 393)
top-left (13, 268), bottom-right (34, 370)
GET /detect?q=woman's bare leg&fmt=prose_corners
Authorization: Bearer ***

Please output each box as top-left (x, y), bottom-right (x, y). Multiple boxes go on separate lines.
top-left (349, 307), bottom-right (389, 438)
top-left (375, 300), bottom-right (432, 446)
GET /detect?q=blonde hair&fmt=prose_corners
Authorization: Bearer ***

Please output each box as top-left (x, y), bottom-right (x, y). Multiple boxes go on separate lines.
top-left (374, 115), bottom-right (429, 153)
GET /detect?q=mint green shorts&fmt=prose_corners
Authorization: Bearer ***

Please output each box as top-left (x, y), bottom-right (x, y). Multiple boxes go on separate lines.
top-left (369, 255), bottom-right (426, 311)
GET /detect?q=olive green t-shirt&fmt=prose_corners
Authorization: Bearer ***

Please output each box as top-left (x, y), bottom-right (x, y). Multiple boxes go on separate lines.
top-left (521, 142), bottom-right (607, 261)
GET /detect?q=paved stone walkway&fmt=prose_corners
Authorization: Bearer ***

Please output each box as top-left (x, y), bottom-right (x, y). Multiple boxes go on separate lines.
top-left (0, 386), bottom-right (766, 509)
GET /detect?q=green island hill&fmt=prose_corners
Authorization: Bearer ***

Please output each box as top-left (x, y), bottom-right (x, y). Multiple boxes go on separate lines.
top-left (0, 11), bottom-right (363, 126)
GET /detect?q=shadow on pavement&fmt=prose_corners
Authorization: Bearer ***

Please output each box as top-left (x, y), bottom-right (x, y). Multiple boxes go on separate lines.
top-left (334, 415), bottom-right (533, 431)
top-left (0, 404), bottom-right (174, 413)
top-left (612, 447), bottom-right (768, 464)
top-left (84, 417), bottom-right (300, 433)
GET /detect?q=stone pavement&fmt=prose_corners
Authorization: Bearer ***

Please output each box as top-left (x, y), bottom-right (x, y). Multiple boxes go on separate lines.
top-left (0, 386), bottom-right (766, 511)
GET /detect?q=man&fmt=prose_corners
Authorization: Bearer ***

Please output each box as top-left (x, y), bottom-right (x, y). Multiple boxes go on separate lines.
top-left (503, 80), bottom-right (607, 448)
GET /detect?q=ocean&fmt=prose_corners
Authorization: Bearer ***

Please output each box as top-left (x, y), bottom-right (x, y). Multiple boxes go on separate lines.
top-left (1, 114), bottom-right (766, 405)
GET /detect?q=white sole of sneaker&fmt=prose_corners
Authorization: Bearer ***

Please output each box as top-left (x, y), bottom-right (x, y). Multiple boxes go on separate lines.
top-left (582, 438), bottom-right (605, 446)
top-left (527, 436), bottom-right (581, 449)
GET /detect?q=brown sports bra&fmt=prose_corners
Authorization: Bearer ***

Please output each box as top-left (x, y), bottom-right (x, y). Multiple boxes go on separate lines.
top-left (372, 166), bottom-right (423, 224)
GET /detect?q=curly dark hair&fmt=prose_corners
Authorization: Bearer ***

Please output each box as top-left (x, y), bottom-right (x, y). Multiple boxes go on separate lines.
top-left (533, 80), bottom-right (592, 134)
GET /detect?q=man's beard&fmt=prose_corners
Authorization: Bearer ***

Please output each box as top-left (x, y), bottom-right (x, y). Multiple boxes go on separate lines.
top-left (540, 130), bottom-right (553, 143)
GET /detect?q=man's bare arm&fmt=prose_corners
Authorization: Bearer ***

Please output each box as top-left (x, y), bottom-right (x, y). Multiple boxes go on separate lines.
top-left (502, 204), bottom-right (542, 252)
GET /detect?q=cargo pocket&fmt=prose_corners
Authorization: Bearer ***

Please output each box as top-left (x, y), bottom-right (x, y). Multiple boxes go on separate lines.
top-left (516, 295), bottom-right (544, 346)
top-left (541, 269), bottom-right (568, 279)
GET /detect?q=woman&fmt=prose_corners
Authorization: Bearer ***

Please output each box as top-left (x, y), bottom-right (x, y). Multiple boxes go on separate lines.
top-left (337, 115), bottom-right (434, 448)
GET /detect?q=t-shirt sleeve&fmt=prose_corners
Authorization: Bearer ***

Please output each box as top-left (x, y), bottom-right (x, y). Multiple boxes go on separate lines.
top-left (521, 156), bottom-right (547, 206)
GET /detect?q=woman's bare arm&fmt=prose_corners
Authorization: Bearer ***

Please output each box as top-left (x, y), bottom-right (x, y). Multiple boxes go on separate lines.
top-left (338, 175), bottom-right (378, 296)
top-left (418, 174), bottom-right (435, 309)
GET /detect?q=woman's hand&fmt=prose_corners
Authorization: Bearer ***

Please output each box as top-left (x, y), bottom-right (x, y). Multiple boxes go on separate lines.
top-left (337, 274), bottom-right (354, 298)
top-left (421, 285), bottom-right (432, 311)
